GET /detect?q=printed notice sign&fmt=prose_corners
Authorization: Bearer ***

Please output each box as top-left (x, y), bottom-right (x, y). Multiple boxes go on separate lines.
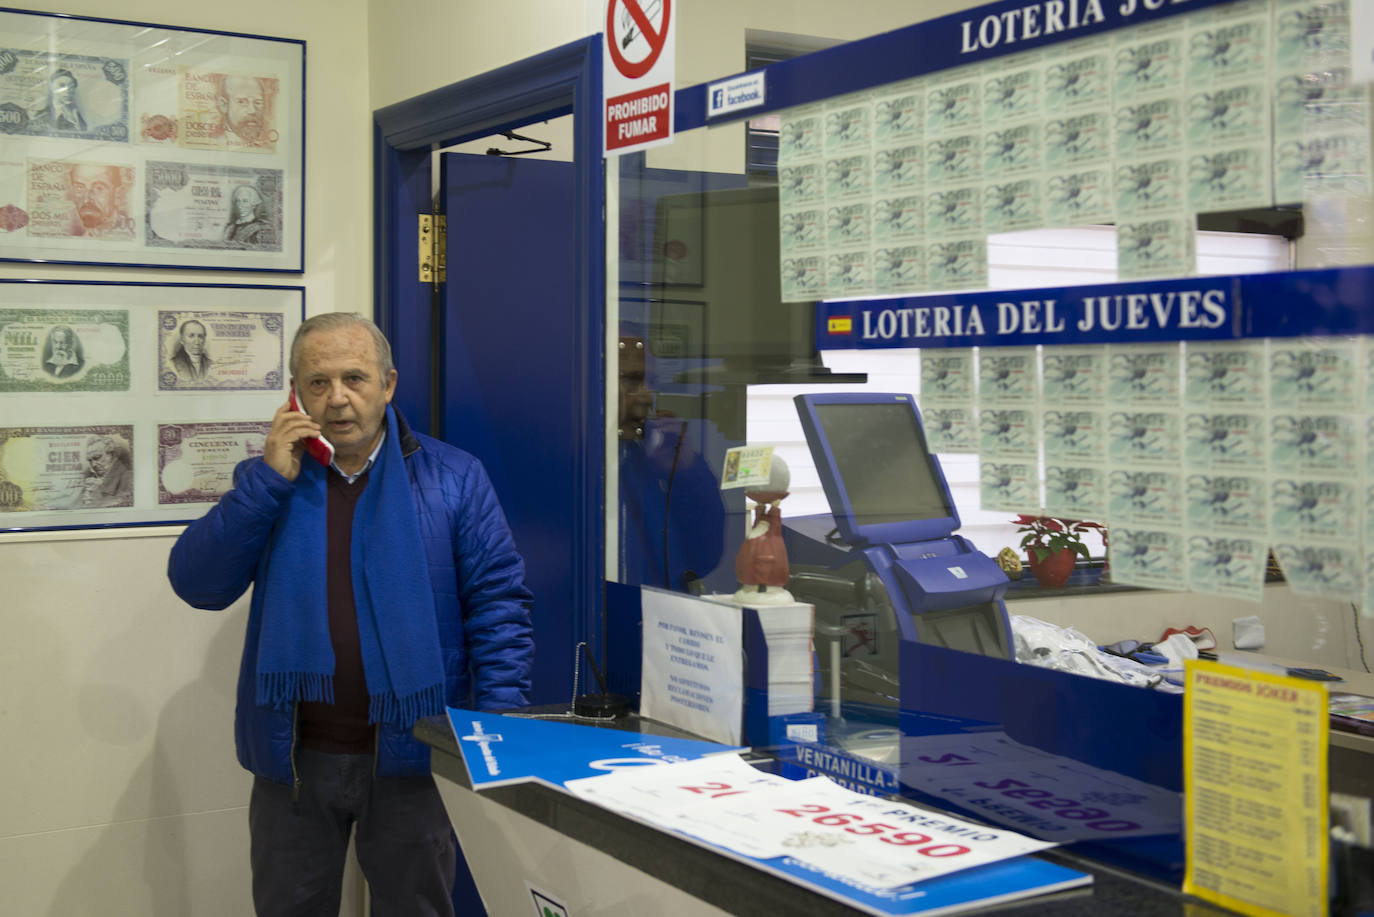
top-left (603, 0), bottom-right (675, 154)
top-left (640, 587), bottom-right (743, 746)
top-left (1183, 660), bottom-right (1328, 917)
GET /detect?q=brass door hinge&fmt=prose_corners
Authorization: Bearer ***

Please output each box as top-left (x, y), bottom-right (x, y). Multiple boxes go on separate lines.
top-left (419, 214), bottom-right (446, 284)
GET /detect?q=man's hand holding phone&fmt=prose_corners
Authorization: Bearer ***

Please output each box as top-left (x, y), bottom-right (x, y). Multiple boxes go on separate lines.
top-left (264, 389), bottom-right (335, 480)
top-left (288, 387), bottom-right (335, 467)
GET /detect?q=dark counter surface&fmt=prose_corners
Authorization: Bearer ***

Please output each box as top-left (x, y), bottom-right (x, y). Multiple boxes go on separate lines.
top-left (416, 712), bottom-right (1240, 917)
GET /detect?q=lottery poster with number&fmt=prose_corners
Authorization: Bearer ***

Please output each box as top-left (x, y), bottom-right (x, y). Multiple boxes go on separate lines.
top-left (897, 731), bottom-right (1183, 842)
top-left (564, 749), bottom-right (1091, 914)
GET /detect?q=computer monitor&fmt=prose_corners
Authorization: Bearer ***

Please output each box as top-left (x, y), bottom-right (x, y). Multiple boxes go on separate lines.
top-left (795, 392), bottom-right (959, 547)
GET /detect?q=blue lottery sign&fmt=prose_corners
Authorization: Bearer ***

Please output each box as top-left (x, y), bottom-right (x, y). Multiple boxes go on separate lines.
top-left (818, 266), bottom-right (1374, 350)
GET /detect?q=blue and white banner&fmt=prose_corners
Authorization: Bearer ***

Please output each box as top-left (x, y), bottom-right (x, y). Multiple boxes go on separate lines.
top-left (447, 708), bottom-right (743, 789)
top-left (707, 71), bottom-right (765, 119)
top-left (818, 266), bottom-right (1374, 350)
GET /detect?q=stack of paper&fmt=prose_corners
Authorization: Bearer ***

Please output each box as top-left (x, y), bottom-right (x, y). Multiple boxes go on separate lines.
top-left (750, 602), bottom-right (815, 716)
top-left (709, 596), bottom-right (815, 717)
top-left (638, 590), bottom-right (815, 745)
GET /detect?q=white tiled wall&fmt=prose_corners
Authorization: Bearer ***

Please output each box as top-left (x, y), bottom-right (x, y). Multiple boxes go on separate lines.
top-left (1, 806), bottom-right (253, 916)
top-left (0, 534), bottom-right (258, 913)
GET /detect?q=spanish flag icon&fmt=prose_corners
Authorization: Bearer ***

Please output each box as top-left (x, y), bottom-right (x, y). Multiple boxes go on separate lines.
top-left (827, 316), bottom-right (853, 335)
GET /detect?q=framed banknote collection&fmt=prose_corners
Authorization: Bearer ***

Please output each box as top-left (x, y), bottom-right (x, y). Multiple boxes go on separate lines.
top-left (0, 8), bottom-right (304, 271)
top-left (0, 280), bottom-right (304, 531)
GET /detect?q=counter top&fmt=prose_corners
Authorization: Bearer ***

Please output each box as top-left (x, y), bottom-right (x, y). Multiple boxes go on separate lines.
top-left (416, 712), bottom-right (1240, 917)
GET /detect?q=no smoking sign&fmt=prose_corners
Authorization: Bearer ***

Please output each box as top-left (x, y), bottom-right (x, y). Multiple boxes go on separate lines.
top-left (603, 0), bottom-right (675, 154)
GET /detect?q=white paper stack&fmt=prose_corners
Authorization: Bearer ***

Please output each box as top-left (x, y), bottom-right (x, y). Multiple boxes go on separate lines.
top-left (706, 596), bottom-right (815, 717)
top-left (749, 602), bottom-right (815, 716)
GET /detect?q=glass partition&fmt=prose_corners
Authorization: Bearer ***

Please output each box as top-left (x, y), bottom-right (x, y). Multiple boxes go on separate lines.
top-left (610, 0), bottom-right (1374, 889)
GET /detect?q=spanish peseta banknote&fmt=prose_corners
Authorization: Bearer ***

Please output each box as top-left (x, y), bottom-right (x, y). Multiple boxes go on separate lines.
top-left (158, 421), bottom-right (269, 505)
top-left (26, 159), bottom-right (137, 240)
top-left (177, 69), bottom-right (281, 154)
top-left (0, 49), bottom-right (130, 142)
top-left (157, 309), bottom-right (285, 392)
top-left (0, 424), bottom-right (134, 512)
top-left (0, 308), bottom-right (130, 393)
top-left (145, 161), bottom-right (283, 251)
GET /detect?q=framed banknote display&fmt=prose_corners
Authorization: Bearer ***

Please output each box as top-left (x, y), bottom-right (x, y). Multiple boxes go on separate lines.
top-left (0, 8), bottom-right (304, 271)
top-left (0, 280), bottom-right (303, 532)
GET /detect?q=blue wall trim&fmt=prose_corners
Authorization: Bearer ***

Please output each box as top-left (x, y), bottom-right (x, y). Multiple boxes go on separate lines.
top-left (372, 35), bottom-right (606, 661)
top-left (374, 37), bottom-right (596, 151)
top-left (0, 4), bottom-right (305, 44)
top-left (372, 127), bottom-right (434, 433)
top-left (574, 38), bottom-right (606, 655)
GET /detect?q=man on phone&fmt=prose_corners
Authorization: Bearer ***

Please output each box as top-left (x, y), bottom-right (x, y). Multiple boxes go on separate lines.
top-left (168, 313), bottom-right (534, 917)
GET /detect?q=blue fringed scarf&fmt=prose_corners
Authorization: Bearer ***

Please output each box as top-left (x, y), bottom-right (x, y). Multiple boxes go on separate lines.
top-left (255, 405), bottom-right (446, 726)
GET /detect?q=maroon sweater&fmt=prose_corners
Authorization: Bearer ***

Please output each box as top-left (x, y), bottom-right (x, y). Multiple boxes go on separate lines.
top-left (298, 468), bottom-right (373, 754)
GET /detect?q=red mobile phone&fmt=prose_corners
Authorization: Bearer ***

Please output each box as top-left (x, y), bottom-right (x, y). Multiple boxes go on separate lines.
top-left (288, 386), bottom-right (335, 466)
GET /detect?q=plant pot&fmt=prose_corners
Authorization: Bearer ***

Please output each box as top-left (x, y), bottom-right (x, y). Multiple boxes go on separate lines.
top-left (1028, 548), bottom-right (1077, 588)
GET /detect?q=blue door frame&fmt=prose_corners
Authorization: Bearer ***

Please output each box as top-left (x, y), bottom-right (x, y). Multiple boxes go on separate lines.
top-left (372, 36), bottom-right (605, 660)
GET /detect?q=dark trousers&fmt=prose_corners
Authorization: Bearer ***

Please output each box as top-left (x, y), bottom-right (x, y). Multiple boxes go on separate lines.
top-left (249, 750), bottom-right (457, 917)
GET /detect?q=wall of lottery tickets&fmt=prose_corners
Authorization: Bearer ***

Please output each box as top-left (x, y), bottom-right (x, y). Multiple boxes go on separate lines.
top-left (775, 0), bottom-right (1368, 299)
top-left (903, 337), bottom-right (1373, 608)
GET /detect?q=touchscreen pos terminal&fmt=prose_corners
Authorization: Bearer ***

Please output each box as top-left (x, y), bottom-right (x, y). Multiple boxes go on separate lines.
top-left (785, 392), bottom-right (1012, 713)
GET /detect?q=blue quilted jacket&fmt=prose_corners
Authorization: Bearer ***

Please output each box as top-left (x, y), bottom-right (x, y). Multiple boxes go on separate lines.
top-left (167, 406), bottom-right (534, 784)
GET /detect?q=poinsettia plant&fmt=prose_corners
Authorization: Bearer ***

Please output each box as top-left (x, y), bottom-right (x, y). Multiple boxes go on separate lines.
top-left (1012, 515), bottom-right (1105, 564)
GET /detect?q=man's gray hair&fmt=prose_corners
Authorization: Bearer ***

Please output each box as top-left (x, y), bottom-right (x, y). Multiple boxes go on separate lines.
top-left (289, 313), bottom-right (395, 380)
